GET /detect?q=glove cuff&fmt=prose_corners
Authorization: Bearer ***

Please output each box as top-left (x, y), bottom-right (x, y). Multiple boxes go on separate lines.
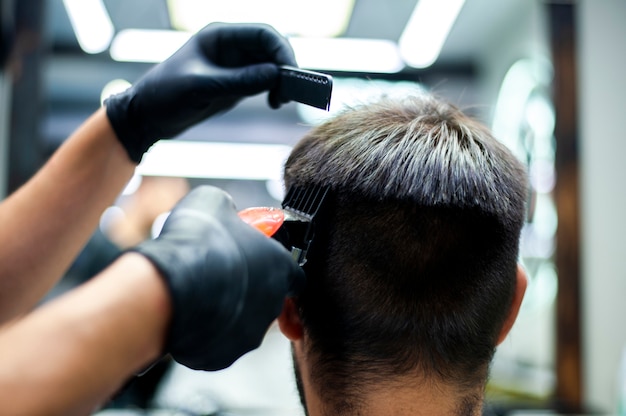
top-left (105, 92), bottom-right (153, 164)
top-left (123, 246), bottom-right (178, 357)
top-left (126, 240), bottom-right (248, 370)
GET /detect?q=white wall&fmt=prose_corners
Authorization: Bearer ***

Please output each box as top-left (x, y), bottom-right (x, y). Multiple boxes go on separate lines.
top-left (578, 0), bottom-right (626, 413)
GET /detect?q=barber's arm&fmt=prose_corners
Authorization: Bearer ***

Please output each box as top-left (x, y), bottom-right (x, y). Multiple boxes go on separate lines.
top-left (0, 111), bottom-right (135, 322)
top-left (0, 186), bottom-right (304, 415)
top-left (0, 22), bottom-right (297, 323)
top-left (0, 251), bottom-right (169, 416)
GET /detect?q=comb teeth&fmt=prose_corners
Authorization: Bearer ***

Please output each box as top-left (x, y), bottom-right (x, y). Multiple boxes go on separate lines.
top-left (282, 185), bottom-right (330, 221)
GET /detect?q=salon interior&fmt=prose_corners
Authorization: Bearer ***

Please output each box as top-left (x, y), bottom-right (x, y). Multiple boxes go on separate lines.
top-left (0, 0), bottom-right (624, 415)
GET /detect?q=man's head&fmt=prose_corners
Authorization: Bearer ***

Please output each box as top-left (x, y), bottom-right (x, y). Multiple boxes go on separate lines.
top-left (278, 93), bottom-right (528, 415)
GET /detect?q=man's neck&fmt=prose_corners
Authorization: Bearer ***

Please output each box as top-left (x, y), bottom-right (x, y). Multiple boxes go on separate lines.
top-left (360, 382), bottom-right (482, 416)
top-left (292, 340), bottom-right (483, 416)
top-left (305, 380), bottom-right (483, 416)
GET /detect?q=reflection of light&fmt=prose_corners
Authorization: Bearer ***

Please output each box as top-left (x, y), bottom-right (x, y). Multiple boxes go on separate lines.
top-left (100, 79), bottom-right (132, 106)
top-left (62, 0), bottom-right (114, 54)
top-left (530, 159), bottom-right (556, 194)
top-left (525, 94), bottom-right (556, 158)
top-left (399, 0), bottom-right (465, 68)
top-left (109, 29), bottom-right (403, 73)
top-left (297, 77), bottom-right (424, 125)
top-left (521, 224), bottom-right (555, 259)
top-left (492, 58), bottom-right (554, 160)
top-left (532, 193), bottom-right (558, 239)
top-left (167, 0), bottom-right (355, 38)
top-left (520, 193), bottom-right (558, 259)
top-left (288, 37), bottom-right (404, 73)
top-left (521, 261), bottom-right (558, 313)
top-left (110, 29), bottom-right (193, 63)
top-left (136, 141), bottom-right (292, 181)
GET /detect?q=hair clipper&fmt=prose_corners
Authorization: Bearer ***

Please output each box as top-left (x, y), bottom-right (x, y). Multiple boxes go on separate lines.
top-left (238, 185), bottom-right (331, 267)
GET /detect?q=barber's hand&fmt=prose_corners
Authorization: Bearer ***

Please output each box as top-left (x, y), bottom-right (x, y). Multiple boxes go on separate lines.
top-left (131, 185), bottom-right (304, 371)
top-left (105, 22), bottom-right (297, 163)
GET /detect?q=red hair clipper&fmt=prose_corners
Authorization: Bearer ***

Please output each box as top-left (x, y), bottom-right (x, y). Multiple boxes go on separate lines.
top-left (238, 206), bottom-right (285, 238)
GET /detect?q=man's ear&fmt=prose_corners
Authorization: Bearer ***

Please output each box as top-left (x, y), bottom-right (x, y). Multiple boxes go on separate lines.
top-left (496, 264), bottom-right (528, 345)
top-left (277, 297), bottom-right (304, 341)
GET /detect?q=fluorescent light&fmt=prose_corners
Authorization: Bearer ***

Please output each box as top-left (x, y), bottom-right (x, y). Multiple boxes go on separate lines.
top-left (399, 0), bottom-right (465, 68)
top-left (62, 0), bottom-right (114, 54)
top-left (110, 29), bottom-right (192, 63)
top-left (167, 0), bottom-right (355, 38)
top-left (109, 29), bottom-right (403, 73)
top-left (136, 141), bottom-right (292, 181)
top-left (289, 37), bottom-right (404, 73)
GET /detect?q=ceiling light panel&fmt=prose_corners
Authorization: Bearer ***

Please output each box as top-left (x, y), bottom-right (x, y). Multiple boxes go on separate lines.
top-left (399, 0), bottom-right (465, 68)
top-left (167, 0), bottom-right (355, 37)
top-left (63, 0), bottom-right (115, 54)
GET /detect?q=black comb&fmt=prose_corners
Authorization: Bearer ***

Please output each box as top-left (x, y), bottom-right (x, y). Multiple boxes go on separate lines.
top-left (277, 66), bottom-right (333, 111)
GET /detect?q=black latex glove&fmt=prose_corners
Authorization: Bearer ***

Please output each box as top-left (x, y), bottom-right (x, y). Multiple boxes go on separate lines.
top-left (131, 185), bottom-right (304, 371)
top-left (105, 22), bottom-right (297, 163)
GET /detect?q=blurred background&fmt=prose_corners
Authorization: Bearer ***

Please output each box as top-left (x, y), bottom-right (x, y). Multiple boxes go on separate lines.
top-left (0, 0), bottom-right (624, 415)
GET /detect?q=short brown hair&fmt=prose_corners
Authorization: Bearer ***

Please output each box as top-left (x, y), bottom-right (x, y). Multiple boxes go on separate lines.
top-left (283, 93), bottom-right (528, 410)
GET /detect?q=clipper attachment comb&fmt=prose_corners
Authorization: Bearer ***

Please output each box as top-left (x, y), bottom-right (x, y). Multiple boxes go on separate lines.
top-left (238, 185), bottom-right (331, 267)
top-left (276, 185), bottom-right (331, 266)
